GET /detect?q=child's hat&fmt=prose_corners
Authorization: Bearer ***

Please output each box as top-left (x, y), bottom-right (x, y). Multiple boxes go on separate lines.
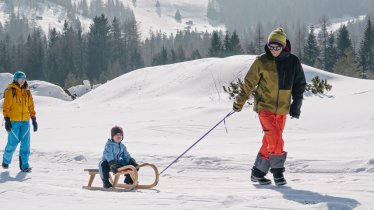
top-left (111, 126), bottom-right (124, 138)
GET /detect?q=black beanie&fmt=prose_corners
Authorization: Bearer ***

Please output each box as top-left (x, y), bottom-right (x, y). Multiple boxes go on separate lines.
top-left (111, 126), bottom-right (124, 138)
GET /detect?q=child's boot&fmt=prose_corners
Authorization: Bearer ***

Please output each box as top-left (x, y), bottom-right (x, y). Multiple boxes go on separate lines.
top-left (103, 179), bottom-right (113, 188)
top-left (124, 174), bottom-right (134, 185)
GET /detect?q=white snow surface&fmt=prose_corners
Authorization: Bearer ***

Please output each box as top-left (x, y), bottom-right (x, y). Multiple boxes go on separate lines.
top-left (314, 15), bottom-right (366, 35)
top-left (67, 80), bottom-right (95, 99)
top-left (0, 55), bottom-right (374, 209)
top-left (0, 0), bottom-right (225, 39)
top-left (123, 0), bottom-right (225, 38)
top-left (0, 73), bottom-right (72, 101)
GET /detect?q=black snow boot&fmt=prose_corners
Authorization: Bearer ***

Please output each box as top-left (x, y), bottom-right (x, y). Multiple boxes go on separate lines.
top-left (270, 168), bottom-right (287, 186)
top-left (21, 167), bottom-right (32, 173)
top-left (124, 174), bottom-right (134, 185)
top-left (251, 167), bottom-right (271, 185)
top-left (2, 162), bottom-right (9, 169)
top-left (103, 179), bottom-right (113, 188)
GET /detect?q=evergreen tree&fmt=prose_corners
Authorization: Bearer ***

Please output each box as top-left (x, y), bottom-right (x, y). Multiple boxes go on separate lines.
top-left (209, 31), bottom-right (222, 57)
top-left (48, 28), bottom-right (58, 48)
top-left (152, 46), bottom-right (168, 65)
top-left (170, 49), bottom-right (177, 63)
top-left (333, 49), bottom-right (362, 78)
top-left (124, 19), bottom-right (143, 71)
top-left (295, 22), bottom-right (306, 60)
top-left (246, 40), bottom-right (257, 54)
top-left (47, 28), bottom-right (61, 84)
top-left (191, 49), bottom-right (201, 60)
top-left (24, 29), bottom-right (46, 80)
top-left (318, 16), bottom-right (329, 70)
top-left (109, 17), bottom-right (122, 68)
top-left (359, 17), bottom-right (373, 74)
top-left (87, 14), bottom-right (111, 81)
top-left (255, 23), bottom-right (264, 54)
top-left (177, 45), bottom-right (186, 62)
top-left (223, 31), bottom-right (232, 56)
top-left (156, 0), bottom-right (161, 8)
top-left (303, 26), bottom-right (320, 66)
top-left (4, 12), bottom-right (30, 43)
top-left (0, 39), bottom-right (12, 73)
top-left (230, 31), bottom-right (243, 55)
top-left (61, 21), bottom-right (80, 83)
top-left (336, 25), bottom-right (353, 57)
top-left (325, 33), bottom-right (338, 72)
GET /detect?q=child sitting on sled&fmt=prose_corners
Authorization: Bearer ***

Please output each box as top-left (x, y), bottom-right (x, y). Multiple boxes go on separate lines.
top-left (99, 126), bottom-right (139, 188)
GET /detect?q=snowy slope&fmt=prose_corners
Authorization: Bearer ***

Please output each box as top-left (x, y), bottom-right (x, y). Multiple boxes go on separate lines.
top-left (0, 0), bottom-right (225, 39)
top-left (314, 15), bottom-right (366, 35)
top-left (0, 1), bottom-right (93, 34)
top-left (0, 73), bottom-right (72, 101)
top-left (0, 56), bottom-right (374, 209)
top-left (123, 0), bottom-right (225, 38)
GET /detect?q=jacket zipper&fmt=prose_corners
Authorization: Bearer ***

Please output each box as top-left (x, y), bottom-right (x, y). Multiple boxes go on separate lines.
top-left (256, 95), bottom-right (262, 111)
top-left (21, 91), bottom-right (24, 121)
top-left (275, 65), bottom-right (286, 113)
top-left (117, 144), bottom-right (121, 161)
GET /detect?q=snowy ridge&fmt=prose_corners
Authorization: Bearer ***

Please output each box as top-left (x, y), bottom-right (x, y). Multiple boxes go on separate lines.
top-left (314, 15), bottom-right (366, 35)
top-left (0, 73), bottom-right (72, 101)
top-left (0, 0), bottom-right (225, 39)
top-left (0, 55), bottom-right (374, 209)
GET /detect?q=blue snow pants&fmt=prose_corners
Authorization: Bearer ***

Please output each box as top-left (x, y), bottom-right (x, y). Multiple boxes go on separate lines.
top-left (3, 121), bottom-right (31, 170)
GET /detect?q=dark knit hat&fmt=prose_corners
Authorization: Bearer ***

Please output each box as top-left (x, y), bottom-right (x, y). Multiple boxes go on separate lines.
top-left (268, 27), bottom-right (287, 48)
top-left (111, 126), bottom-right (124, 138)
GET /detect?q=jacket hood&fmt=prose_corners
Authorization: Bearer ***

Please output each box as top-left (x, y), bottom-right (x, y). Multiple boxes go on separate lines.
top-left (9, 81), bottom-right (29, 90)
top-left (106, 138), bottom-right (122, 145)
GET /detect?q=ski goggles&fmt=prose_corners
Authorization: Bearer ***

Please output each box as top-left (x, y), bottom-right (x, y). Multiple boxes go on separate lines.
top-left (267, 45), bottom-right (283, 51)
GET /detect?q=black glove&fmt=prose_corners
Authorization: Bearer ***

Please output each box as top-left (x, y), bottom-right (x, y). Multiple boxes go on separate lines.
top-left (128, 158), bottom-right (139, 171)
top-left (233, 102), bottom-right (242, 112)
top-left (31, 117), bottom-right (38, 132)
top-left (109, 161), bottom-right (119, 174)
top-left (128, 158), bottom-right (138, 167)
top-left (4, 117), bottom-right (12, 132)
top-left (289, 101), bottom-right (301, 119)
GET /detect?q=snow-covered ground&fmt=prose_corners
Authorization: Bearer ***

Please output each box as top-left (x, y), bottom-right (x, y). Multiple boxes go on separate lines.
top-left (123, 0), bottom-right (225, 38)
top-left (314, 15), bottom-right (366, 35)
top-left (0, 1), bottom-right (93, 34)
top-left (0, 55), bottom-right (374, 209)
top-left (0, 0), bottom-right (225, 39)
top-left (0, 73), bottom-right (72, 101)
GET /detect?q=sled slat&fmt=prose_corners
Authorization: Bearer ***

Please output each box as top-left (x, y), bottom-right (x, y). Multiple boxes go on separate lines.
top-left (82, 163), bottom-right (159, 192)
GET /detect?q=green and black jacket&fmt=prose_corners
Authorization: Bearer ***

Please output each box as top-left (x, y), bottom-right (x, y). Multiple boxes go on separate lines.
top-left (235, 40), bottom-right (307, 118)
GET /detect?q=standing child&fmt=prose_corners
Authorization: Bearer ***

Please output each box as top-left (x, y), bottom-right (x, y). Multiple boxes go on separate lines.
top-left (2, 71), bottom-right (38, 172)
top-left (99, 126), bottom-right (139, 188)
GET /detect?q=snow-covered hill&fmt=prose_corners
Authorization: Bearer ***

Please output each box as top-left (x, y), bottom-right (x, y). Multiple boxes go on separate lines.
top-left (0, 73), bottom-right (72, 101)
top-left (0, 56), bottom-right (374, 209)
top-left (314, 15), bottom-right (366, 35)
top-left (0, 0), bottom-right (225, 39)
top-left (123, 0), bottom-right (225, 38)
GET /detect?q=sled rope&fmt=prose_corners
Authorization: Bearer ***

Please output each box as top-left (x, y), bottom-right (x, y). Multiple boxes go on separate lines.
top-left (159, 110), bottom-right (235, 175)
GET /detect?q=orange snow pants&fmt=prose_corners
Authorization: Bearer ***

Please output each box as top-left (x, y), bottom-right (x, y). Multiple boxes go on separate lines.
top-left (258, 110), bottom-right (287, 159)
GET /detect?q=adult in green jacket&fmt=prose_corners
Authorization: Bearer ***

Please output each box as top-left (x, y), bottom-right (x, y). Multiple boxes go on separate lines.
top-left (233, 28), bottom-right (306, 185)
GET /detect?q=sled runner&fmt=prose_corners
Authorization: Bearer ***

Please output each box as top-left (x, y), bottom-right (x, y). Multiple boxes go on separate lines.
top-left (82, 163), bottom-right (159, 191)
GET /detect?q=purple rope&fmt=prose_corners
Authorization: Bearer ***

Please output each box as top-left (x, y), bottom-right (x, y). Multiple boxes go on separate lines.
top-left (159, 111), bottom-right (235, 175)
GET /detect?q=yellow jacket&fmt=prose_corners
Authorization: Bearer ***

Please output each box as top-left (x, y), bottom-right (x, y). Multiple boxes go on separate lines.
top-left (3, 83), bottom-right (36, 121)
